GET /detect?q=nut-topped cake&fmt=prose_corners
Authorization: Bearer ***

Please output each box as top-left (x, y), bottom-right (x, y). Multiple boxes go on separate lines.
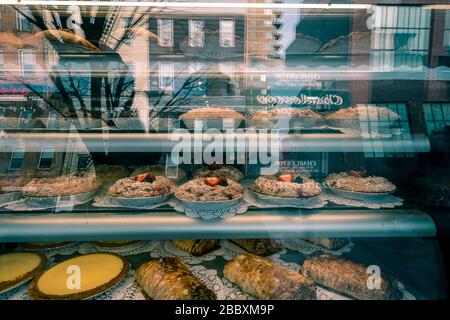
top-left (192, 164), bottom-right (243, 181)
top-left (22, 173), bottom-right (102, 197)
top-left (107, 173), bottom-right (174, 198)
top-left (326, 105), bottom-right (400, 121)
top-left (175, 177), bottom-right (244, 202)
top-left (180, 106), bottom-right (245, 121)
top-left (324, 171), bottom-right (397, 193)
top-left (249, 107), bottom-right (322, 120)
top-left (252, 174), bottom-right (321, 198)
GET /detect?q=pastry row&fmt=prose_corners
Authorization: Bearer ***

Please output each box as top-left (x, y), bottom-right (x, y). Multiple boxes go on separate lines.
top-left (0, 238), bottom-right (399, 300)
top-left (1, 167), bottom-right (396, 201)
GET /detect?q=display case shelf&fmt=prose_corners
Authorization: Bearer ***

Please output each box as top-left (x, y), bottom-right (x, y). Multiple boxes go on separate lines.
top-left (0, 208), bottom-right (436, 242)
top-left (1, 132), bottom-right (431, 153)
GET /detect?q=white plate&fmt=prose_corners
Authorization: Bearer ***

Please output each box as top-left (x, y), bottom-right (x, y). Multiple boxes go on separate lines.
top-left (107, 193), bottom-right (172, 208)
top-left (175, 194), bottom-right (243, 211)
top-left (0, 191), bottom-right (22, 206)
top-left (248, 189), bottom-right (321, 207)
top-left (325, 186), bottom-right (394, 202)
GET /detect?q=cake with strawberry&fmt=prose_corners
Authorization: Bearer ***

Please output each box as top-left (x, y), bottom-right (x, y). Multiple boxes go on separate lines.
top-left (192, 164), bottom-right (243, 181)
top-left (175, 177), bottom-right (244, 202)
top-left (252, 174), bottom-right (321, 198)
top-left (324, 171), bottom-right (396, 193)
top-left (107, 173), bottom-right (174, 198)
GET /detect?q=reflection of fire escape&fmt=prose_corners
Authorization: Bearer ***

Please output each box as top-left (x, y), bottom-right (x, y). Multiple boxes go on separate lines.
top-left (99, 7), bottom-right (121, 48)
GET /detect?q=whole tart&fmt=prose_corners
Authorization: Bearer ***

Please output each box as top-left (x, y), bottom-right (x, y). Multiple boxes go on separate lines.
top-left (107, 174), bottom-right (174, 198)
top-left (252, 175), bottom-right (321, 198)
top-left (28, 252), bottom-right (129, 300)
top-left (92, 240), bottom-right (140, 248)
top-left (324, 171), bottom-right (397, 193)
top-left (249, 107), bottom-right (323, 130)
top-left (180, 106), bottom-right (245, 130)
top-left (22, 174), bottom-right (102, 197)
top-left (192, 164), bottom-right (243, 181)
top-left (326, 105), bottom-right (400, 121)
top-left (95, 165), bottom-right (129, 182)
top-left (250, 107), bottom-right (322, 120)
top-left (0, 252), bottom-right (47, 293)
top-left (130, 165), bottom-right (186, 180)
top-left (175, 178), bottom-right (245, 202)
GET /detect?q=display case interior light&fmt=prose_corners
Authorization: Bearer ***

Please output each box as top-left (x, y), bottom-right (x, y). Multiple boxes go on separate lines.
top-left (0, 1), bottom-right (373, 10)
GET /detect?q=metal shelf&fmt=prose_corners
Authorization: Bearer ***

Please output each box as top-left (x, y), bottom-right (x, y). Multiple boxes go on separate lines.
top-left (1, 132), bottom-right (430, 153)
top-left (0, 208), bottom-right (436, 242)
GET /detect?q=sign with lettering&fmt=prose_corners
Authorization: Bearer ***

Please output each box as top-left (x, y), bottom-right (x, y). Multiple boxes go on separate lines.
top-left (256, 94), bottom-right (344, 106)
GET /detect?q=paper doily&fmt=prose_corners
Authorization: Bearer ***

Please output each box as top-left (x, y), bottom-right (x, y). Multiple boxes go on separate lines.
top-left (279, 238), bottom-right (354, 256)
top-left (169, 198), bottom-right (248, 220)
top-left (322, 189), bottom-right (403, 209)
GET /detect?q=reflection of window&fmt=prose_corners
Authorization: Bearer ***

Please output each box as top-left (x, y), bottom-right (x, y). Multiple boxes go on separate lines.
top-left (19, 110), bottom-right (33, 128)
top-left (157, 19), bottom-right (173, 47)
top-left (189, 19), bottom-right (204, 47)
top-left (220, 19), bottom-right (235, 48)
top-left (76, 154), bottom-right (90, 170)
top-left (423, 103), bottom-right (450, 135)
top-left (445, 10), bottom-right (450, 55)
top-left (19, 50), bottom-right (36, 76)
top-left (16, 10), bottom-right (33, 31)
top-left (9, 147), bottom-right (25, 170)
top-left (0, 51), bottom-right (4, 78)
top-left (159, 62), bottom-right (174, 91)
top-left (122, 17), bottom-right (134, 45)
top-left (38, 146), bottom-right (54, 170)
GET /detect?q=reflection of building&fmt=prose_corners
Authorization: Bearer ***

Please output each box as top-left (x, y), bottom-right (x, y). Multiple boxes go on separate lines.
top-left (148, 13), bottom-right (246, 112)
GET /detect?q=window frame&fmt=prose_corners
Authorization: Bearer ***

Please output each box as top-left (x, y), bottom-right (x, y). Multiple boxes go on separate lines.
top-left (8, 146), bottom-right (25, 171)
top-left (219, 18), bottom-right (235, 48)
top-left (157, 18), bottom-right (174, 47)
top-left (18, 49), bottom-right (36, 77)
top-left (38, 145), bottom-right (55, 170)
top-left (189, 18), bottom-right (205, 48)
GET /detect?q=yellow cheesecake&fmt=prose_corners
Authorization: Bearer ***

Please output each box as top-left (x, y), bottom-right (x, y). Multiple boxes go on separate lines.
top-left (0, 252), bottom-right (46, 293)
top-left (92, 240), bottom-right (139, 248)
top-left (29, 252), bottom-right (129, 300)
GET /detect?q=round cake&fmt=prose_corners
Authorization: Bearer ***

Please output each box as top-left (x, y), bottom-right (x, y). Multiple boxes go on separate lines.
top-left (107, 174), bottom-right (174, 198)
top-left (180, 107), bottom-right (245, 121)
top-left (192, 164), bottom-right (243, 181)
top-left (22, 174), bottom-right (102, 197)
top-left (28, 253), bottom-right (129, 300)
top-left (175, 178), bottom-right (244, 202)
top-left (0, 252), bottom-right (47, 293)
top-left (326, 105), bottom-right (400, 120)
top-left (324, 171), bottom-right (397, 193)
top-left (249, 107), bottom-right (322, 120)
top-left (252, 175), bottom-right (321, 198)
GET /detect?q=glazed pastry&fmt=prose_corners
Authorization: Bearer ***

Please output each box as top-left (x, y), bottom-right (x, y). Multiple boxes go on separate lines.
top-left (192, 164), bottom-right (243, 181)
top-left (0, 252), bottom-right (47, 293)
top-left (22, 173), bottom-right (101, 197)
top-left (171, 240), bottom-right (220, 256)
top-left (224, 253), bottom-right (315, 300)
top-left (301, 254), bottom-right (398, 300)
top-left (175, 178), bottom-right (244, 202)
top-left (301, 238), bottom-right (349, 250)
top-left (180, 107), bottom-right (245, 121)
top-left (130, 165), bottom-right (186, 179)
top-left (230, 239), bottom-right (282, 256)
top-left (135, 257), bottom-right (216, 300)
top-left (252, 174), bottom-right (321, 198)
top-left (107, 174), bottom-right (174, 198)
top-left (324, 171), bottom-right (396, 193)
top-left (29, 253), bottom-right (129, 300)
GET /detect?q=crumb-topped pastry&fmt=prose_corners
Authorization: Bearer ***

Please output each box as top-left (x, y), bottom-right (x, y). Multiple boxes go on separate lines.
top-left (250, 107), bottom-right (322, 120)
top-left (326, 105), bottom-right (400, 120)
top-left (175, 178), bottom-right (244, 202)
top-left (192, 164), bottom-right (243, 181)
top-left (130, 165), bottom-right (186, 179)
top-left (22, 173), bottom-right (101, 197)
top-left (252, 174), bottom-right (321, 198)
top-left (107, 173), bottom-right (174, 198)
top-left (180, 107), bottom-right (245, 120)
top-left (95, 165), bottom-right (129, 182)
top-left (324, 171), bottom-right (396, 193)
top-left (0, 176), bottom-right (30, 193)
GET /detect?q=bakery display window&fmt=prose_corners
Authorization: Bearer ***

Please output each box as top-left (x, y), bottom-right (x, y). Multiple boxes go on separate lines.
top-left (0, 1), bottom-right (449, 302)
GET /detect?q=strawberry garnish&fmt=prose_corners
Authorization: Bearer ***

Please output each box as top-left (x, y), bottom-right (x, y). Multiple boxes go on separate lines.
top-left (348, 170), bottom-right (363, 178)
top-left (205, 177), bottom-right (221, 186)
top-left (279, 174), bottom-right (294, 183)
top-left (135, 173), bottom-right (155, 183)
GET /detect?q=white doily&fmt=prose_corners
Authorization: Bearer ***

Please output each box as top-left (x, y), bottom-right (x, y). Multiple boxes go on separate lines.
top-left (279, 238), bottom-right (354, 256)
top-left (169, 198), bottom-right (248, 220)
top-left (322, 189), bottom-right (403, 209)
top-left (92, 195), bottom-right (171, 210)
top-left (244, 190), bottom-right (328, 209)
